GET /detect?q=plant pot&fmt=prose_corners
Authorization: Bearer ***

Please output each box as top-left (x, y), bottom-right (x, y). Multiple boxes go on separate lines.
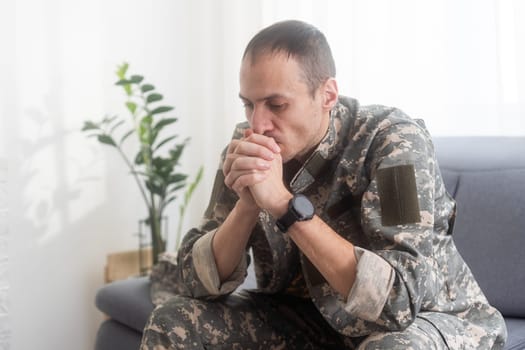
top-left (138, 216), bottom-right (168, 274)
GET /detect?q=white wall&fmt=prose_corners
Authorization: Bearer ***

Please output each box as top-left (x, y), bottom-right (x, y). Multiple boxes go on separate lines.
top-left (2, 1), bottom-right (262, 349)
top-left (0, 162), bottom-right (7, 346)
top-left (1, 0), bottom-right (525, 349)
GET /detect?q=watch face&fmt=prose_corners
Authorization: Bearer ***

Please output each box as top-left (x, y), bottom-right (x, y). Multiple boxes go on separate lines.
top-left (293, 194), bottom-right (315, 218)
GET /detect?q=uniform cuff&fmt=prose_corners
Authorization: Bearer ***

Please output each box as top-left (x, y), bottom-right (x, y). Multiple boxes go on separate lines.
top-left (192, 230), bottom-right (247, 295)
top-left (344, 246), bottom-right (395, 321)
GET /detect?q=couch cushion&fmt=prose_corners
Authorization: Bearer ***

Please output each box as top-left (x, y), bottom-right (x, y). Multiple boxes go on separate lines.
top-left (434, 137), bottom-right (525, 317)
top-left (504, 318), bottom-right (525, 350)
top-left (95, 276), bottom-right (154, 332)
top-left (95, 319), bottom-right (143, 350)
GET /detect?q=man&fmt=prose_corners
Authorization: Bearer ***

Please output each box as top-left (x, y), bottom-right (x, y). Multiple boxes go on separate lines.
top-left (141, 20), bottom-right (507, 349)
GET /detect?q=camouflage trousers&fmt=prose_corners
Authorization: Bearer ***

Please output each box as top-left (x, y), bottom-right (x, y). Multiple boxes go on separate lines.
top-left (140, 291), bottom-right (448, 350)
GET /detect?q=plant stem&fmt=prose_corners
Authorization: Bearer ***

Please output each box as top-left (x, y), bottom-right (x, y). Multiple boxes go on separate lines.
top-left (149, 195), bottom-right (165, 265)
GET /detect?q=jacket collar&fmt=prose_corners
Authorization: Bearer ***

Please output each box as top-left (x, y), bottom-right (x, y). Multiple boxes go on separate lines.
top-left (288, 97), bottom-right (356, 192)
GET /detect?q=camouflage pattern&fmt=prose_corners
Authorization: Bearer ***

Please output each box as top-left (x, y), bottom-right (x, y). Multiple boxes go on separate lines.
top-left (142, 96), bottom-right (507, 349)
top-left (141, 290), bottom-right (358, 349)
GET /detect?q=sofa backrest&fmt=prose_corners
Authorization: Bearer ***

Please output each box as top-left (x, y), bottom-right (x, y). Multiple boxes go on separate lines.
top-left (433, 137), bottom-right (525, 318)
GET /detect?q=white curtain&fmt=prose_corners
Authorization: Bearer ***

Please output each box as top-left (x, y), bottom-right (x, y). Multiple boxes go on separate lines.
top-left (1, 0), bottom-right (524, 348)
top-left (0, 164), bottom-right (6, 350)
top-left (257, 0), bottom-right (525, 136)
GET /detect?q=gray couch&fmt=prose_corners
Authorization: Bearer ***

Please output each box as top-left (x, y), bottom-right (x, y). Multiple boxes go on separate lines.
top-left (95, 137), bottom-right (525, 349)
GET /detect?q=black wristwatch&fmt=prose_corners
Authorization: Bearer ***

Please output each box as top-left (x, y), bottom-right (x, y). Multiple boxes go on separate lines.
top-left (275, 194), bottom-right (315, 233)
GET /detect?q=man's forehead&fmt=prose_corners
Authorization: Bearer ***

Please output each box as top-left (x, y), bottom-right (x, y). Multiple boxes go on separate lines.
top-left (240, 60), bottom-right (308, 98)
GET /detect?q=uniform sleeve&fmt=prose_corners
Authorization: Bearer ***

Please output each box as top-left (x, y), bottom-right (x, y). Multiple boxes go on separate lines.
top-left (191, 229), bottom-right (248, 295)
top-left (344, 246), bottom-right (395, 322)
top-left (175, 161), bottom-right (251, 299)
top-left (354, 120), bottom-right (441, 330)
top-left (162, 125), bottom-right (252, 299)
top-left (315, 118), bottom-right (444, 336)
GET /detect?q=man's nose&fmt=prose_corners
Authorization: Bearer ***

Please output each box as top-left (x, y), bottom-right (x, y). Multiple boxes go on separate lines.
top-left (250, 106), bottom-right (272, 135)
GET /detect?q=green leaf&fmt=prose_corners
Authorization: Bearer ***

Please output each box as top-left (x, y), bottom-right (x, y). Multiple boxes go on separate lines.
top-left (102, 115), bottom-right (118, 124)
top-left (154, 135), bottom-right (178, 151)
top-left (116, 62), bottom-right (129, 79)
top-left (150, 118), bottom-right (177, 147)
top-left (126, 102), bottom-right (137, 114)
top-left (115, 79), bottom-right (132, 96)
top-left (129, 75), bottom-right (144, 84)
top-left (163, 195), bottom-right (178, 208)
top-left (150, 129), bottom-right (161, 147)
top-left (139, 115), bottom-right (153, 143)
top-left (153, 118), bottom-right (177, 131)
top-left (152, 157), bottom-right (177, 179)
top-left (141, 84), bottom-right (155, 93)
top-left (81, 121), bottom-right (100, 131)
top-left (175, 166), bottom-right (203, 248)
top-left (151, 106), bottom-right (174, 115)
top-left (169, 140), bottom-right (188, 164)
top-left (169, 173), bottom-right (188, 184)
top-left (184, 166), bottom-right (203, 203)
top-left (167, 183), bottom-right (186, 194)
top-left (119, 129), bottom-right (135, 145)
top-left (97, 134), bottom-right (117, 147)
top-left (147, 93), bottom-right (163, 104)
top-left (140, 114), bottom-right (153, 127)
top-left (134, 150), bottom-right (145, 165)
top-left (109, 119), bottom-right (125, 133)
top-left (135, 145), bottom-right (152, 166)
top-left (145, 176), bottom-right (166, 196)
top-left (145, 181), bottom-right (160, 196)
top-left (115, 79), bottom-right (132, 86)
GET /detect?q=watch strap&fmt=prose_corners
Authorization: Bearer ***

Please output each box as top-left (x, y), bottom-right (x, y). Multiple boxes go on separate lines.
top-left (275, 210), bottom-right (297, 232)
top-left (275, 194), bottom-right (314, 233)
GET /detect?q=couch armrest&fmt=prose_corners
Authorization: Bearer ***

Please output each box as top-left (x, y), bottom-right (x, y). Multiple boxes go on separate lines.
top-left (95, 276), bottom-right (155, 332)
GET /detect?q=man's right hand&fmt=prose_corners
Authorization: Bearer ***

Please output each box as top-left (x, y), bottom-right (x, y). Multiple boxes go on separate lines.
top-left (212, 130), bottom-right (280, 282)
top-left (223, 129), bottom-right (280, 210)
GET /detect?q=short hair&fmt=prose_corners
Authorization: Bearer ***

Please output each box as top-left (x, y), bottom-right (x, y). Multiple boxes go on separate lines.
top-left (242, 20), bottom-right (336, 96)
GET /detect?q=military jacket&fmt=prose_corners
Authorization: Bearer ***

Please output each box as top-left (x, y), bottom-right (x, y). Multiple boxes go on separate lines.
top-left (155, 96), bottom-right (506, 349)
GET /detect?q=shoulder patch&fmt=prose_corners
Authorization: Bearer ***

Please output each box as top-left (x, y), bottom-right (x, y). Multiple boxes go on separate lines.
top-left (376, 164), bottom-right (421, 226)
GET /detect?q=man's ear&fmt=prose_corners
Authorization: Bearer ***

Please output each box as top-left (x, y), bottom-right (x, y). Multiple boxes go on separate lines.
top-left (322, 78), bottom-right (338, 110)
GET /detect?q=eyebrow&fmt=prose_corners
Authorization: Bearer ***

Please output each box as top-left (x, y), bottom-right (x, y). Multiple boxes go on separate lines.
top-left (238, 93), bottom-right (289, 103)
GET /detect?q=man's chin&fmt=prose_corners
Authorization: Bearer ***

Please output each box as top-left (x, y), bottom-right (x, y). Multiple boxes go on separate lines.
top-left (281, 154), bottom-right (295, 164)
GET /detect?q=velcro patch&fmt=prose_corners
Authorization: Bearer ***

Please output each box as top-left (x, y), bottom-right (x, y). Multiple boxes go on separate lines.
top-left (376, 164), bottom-right (421, 226)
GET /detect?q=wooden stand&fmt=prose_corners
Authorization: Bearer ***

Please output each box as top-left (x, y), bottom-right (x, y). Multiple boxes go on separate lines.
top-left (104, 248), bottom-right (152, 283)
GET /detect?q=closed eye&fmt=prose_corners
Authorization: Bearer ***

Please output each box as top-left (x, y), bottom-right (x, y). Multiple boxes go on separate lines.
top-left (241, 100), bottom-right (254, 110)
top-left (268, 102), bottom-right (287, 112)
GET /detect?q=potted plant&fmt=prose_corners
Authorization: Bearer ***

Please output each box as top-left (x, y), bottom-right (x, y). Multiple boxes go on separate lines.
top-left (82, 62), bottom-right (202, 267)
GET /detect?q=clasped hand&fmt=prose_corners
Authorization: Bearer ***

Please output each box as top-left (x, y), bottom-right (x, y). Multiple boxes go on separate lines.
top-left (223, 129), bottom-right (292, 215)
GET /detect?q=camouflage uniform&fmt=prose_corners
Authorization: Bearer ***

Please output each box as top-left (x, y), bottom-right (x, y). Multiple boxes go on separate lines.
top-left (142, 96), bottom-right (507, 349)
